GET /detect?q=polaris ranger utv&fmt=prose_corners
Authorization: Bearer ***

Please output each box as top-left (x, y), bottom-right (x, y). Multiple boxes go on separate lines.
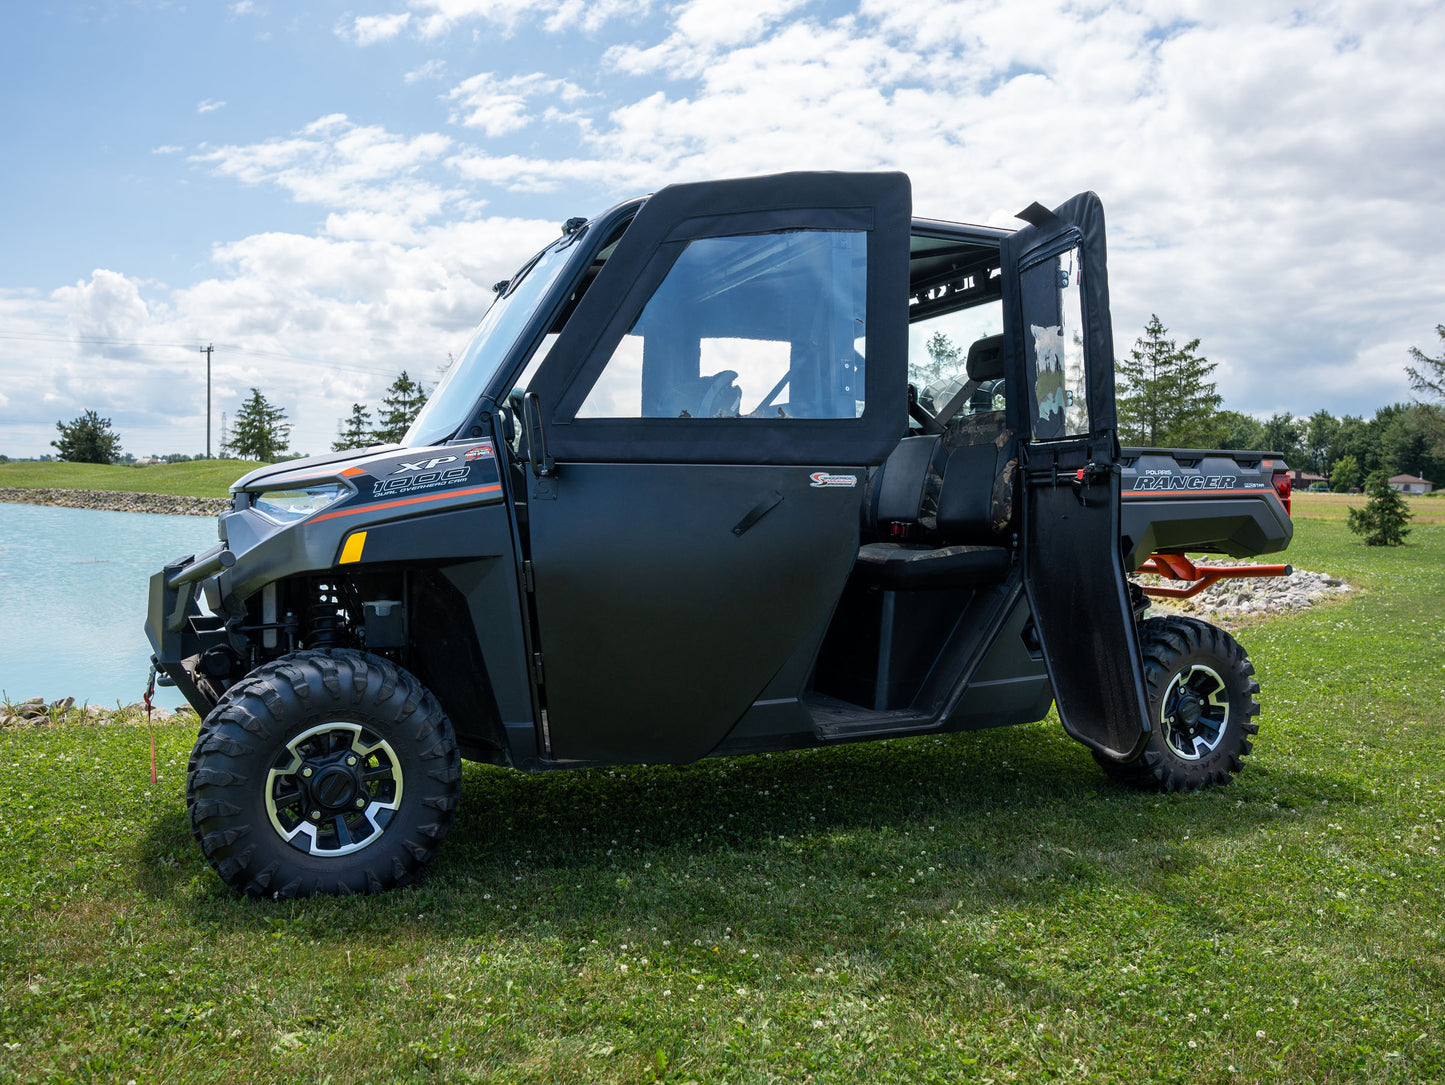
top-left (147, 173), bottom-right (1294, 897)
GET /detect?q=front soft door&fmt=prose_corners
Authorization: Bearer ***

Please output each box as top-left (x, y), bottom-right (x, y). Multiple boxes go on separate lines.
top-left (523, 172), bottom-right (912, 763)
top-left (1000, 192), bottom-right (1152, 762)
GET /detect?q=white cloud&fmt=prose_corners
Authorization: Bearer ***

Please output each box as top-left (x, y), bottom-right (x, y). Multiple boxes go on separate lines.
top-left (230, 1), bottom-right (260, 15)
top-left (404, 58), bottom-right (448, 83)
top-left (574, 0), bottom-right (1445, 414)
top-left (0, 112), bottom-right (573, 455)
top-left (0, 212), bottom-right (559, 457)
top-left (51, 270), bottom-right (154, 350)
top-left (445, 71), bottom-right (588, 136)
top-left (336, 11), bottom-right (413, 44)
top-left (336, 0), bottom-right (652, 40)
top-left (538, 0), bottom-right (652, 34)
top-left (192, 115), bottom-right (461, 237)
top-left (152, 145), bottom-right (183, 155)
top-left (608, 0), bottom-right (806, 72)
top-left (197, 99), bottom-right (227, 114)
top-left (8, 0), bottom-right (1445, 459)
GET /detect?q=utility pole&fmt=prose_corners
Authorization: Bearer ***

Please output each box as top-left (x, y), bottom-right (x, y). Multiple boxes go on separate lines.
top-left (199, 343), bottom-right (214, 457)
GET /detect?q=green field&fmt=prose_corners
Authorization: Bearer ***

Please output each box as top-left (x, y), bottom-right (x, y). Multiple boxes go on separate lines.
top-left (1, 506), bottom-right (1442, 1083)
top-left (1290, 490), bottom-right (1443, 525)
top-left (0, 459), bottom-right (261, 499)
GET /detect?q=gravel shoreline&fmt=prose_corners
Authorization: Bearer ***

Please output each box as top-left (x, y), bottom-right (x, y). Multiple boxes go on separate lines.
top-left (0, 487), bottom-right (228, 517)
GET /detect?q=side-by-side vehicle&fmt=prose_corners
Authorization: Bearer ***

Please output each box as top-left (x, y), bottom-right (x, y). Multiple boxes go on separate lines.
top-left (147, 173), bottom-right (1293, 897)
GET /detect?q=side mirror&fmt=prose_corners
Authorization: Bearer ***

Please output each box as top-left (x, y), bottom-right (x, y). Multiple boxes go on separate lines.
top-left (522, 392), bottom-right (555, 478)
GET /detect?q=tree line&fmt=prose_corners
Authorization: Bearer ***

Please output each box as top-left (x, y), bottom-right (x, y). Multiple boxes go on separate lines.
top-left (43, 325), bottom-right (1445, 476)
top-left (1113, 316), bottom-right (1444, 490)
top-left (912, 316), bottom-right (1443, 491)
top-left (43, 370), bottom-right (430, 464)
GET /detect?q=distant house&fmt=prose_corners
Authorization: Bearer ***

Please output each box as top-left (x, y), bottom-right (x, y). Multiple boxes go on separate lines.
top-left (1387, 474), bottom-right (1434, 494)
top-left (1288, 469), bottom-right (1328, 489)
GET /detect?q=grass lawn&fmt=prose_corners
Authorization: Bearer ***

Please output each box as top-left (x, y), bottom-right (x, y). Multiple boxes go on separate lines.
top-left (1, 502), bottom-right (1442, 1082)
top-left (0, 460), bottom-right (261, 499)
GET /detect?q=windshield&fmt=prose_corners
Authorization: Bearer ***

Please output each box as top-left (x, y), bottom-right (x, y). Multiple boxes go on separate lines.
top-left (404, 237), bottom-right (578, 446)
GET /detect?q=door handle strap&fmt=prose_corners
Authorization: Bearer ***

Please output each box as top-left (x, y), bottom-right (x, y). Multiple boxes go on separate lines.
top-left (732, 491), bottom-right (784, 536)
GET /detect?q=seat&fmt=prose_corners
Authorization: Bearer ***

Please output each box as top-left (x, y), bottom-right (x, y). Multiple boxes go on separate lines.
top-left (861, 434), bottom-right (945, 536)
top-left (853, 541), bottom-right (1011, 589)
top-left (854, 438), bottom-right (1015, 589)
top-left (854, 330), bottom-right (1019, 589)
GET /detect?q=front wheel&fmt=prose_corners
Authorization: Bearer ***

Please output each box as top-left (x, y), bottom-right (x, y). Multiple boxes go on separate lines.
top-left (187, 649), bottom-right (461, 897)
top-left (1093, 616), bottom-right (1260, 792)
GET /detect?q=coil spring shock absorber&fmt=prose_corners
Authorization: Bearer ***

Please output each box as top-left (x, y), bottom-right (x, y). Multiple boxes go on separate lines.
top-left (309, 581), bottom-right (345, 648)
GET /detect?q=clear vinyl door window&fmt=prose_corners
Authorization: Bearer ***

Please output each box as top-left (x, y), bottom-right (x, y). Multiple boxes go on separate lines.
top-left (1020, 245), bottom-right (1089, 440)
top-left (578, 230), bottom-right (867, 421)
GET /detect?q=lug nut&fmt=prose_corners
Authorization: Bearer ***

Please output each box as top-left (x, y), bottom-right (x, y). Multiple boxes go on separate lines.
top-left (346, 756), bottom-right (357, 766)
top-left (310, 809), bottom-right (322, 820)
top-left (355, 798), bottom-right (366, 809)
top-left (301, 767), bottom-right (313, 777)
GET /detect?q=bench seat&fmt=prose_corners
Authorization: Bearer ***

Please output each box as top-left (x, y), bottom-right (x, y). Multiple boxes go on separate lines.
top-left (853, 542), bottom-right (1011, 590)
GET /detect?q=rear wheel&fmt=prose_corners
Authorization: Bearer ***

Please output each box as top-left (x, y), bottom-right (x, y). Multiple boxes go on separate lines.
top-left (186, 649), bottom-right (461, 897)
top-left (1093, 616), bottom-right (1260, 791)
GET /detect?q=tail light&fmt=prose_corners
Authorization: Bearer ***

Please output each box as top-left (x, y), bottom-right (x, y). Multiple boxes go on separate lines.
top-left (1272, 470), bottom-right (1292, 516)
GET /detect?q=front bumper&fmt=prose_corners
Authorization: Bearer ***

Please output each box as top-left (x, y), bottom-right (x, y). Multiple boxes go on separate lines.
top-left (144, 543), bottom-right (237, 715)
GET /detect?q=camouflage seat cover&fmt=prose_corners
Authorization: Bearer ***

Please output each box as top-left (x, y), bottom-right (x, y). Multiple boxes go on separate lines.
top-left (917, 411), bottom-right (1017, 540)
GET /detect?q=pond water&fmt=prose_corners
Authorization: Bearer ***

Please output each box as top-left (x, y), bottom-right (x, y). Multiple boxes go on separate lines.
top-left (0, 503), bottom-right (218, 708)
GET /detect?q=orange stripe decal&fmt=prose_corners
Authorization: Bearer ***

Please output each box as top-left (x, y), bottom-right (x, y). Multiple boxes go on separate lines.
top-left (1123, 488), bottom-right (1280, 498)
top-left (312, 484), bottom-right (502, 523)
top-left (341, 466), bottom-right (369, 477)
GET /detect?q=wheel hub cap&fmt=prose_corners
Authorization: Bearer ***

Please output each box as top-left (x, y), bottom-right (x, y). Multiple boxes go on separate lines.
top-left (307, 765), bottom-right (360, 811)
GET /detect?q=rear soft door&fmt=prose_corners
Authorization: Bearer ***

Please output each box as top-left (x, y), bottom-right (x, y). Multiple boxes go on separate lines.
top-left (999, 192), bottom-right (1151, 762)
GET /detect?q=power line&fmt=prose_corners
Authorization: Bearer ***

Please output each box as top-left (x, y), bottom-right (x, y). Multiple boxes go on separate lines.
top-left (0, 331), bottom-right (420, 379)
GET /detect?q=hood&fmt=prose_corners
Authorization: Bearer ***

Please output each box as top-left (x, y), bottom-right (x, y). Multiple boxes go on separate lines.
top-left (230, 445), bottom-right (404, 492)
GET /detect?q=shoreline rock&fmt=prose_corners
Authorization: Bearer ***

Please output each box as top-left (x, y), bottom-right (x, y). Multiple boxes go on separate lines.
top-left (0, 487), bottom-right (227, 517)
top-left (0, 696), bottom-right (198, 728)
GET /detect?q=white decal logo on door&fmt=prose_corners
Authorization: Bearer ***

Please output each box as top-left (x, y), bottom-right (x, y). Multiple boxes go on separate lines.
top-left (809, 472), bottom-right (857, 488)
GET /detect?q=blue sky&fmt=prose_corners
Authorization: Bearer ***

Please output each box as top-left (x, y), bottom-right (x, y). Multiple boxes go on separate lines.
top-left (2, 0), bottom-right (1443, 458)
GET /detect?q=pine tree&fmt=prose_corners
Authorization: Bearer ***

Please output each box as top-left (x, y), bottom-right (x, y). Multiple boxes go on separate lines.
top-left (1116, 315), bottom-right (1222, 447)
top-left (332, 403), bottom-right (374, 452)
top-left (1405, 325), bottom-right (1445, 458)
top-left (1117, 316), bottom-right (1170, 445)
top-left (372, 371), bottom-right (427, 445)
top-left (1347, 471), bottom-right (1413, 546)
top-left (226, 388), bottom-right (290, 462)
top-left (910, 331), bottom-right (964, 389)
top-left (1407, 325), bottom-right (1445, 401)
top-left (52, 409), bottom-right (122, 464)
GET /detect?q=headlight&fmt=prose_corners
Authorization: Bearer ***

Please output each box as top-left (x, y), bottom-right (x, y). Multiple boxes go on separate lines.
top-left (250, 483), bottom-right (348, 524)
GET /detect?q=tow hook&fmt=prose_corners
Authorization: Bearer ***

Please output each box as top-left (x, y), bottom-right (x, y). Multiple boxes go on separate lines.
top-left (150, 654), bottom-right (176, 687)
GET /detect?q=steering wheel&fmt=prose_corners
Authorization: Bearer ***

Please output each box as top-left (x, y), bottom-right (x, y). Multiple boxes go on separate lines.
top-left (697, 370), bottom-right (741, 418)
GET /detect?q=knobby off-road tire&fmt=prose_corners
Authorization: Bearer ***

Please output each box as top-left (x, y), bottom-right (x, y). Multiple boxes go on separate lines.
top-left (1093, 616), bottom-right (1260, 792)
top-left (186, 649), bottom-right (461, 897)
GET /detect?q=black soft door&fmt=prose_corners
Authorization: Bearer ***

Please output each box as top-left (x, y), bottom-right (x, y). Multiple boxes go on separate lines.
top-left (524, 172), bottom-right (912, 763)
top-left (999, 193), bottom-right (1151, 762)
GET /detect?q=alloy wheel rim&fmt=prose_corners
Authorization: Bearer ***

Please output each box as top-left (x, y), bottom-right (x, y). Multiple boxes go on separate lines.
top-left (1159, 664), bottom-right (1229, 761)
top-left (265, 722), bottom-right (403, 856)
